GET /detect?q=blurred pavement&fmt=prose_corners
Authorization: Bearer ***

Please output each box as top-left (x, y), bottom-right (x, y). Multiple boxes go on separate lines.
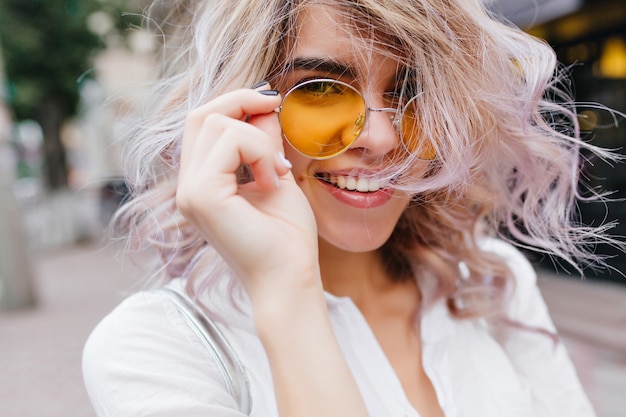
top-left (0, 241), bottom-right (625, 417)
top-left (0, 242), bottom-right (141, 417)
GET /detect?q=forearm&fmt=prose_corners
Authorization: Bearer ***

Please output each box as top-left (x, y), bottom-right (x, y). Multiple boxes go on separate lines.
top-left (253, 287), bottom-right (370, 417)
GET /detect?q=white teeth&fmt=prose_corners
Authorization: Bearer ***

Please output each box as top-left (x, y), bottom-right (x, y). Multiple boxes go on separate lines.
top-left (356, 178), bottom-right (370, 192)
top-left (346, 177), bottom-right (357, 191)
top-left (319, 174), bottom-right (388, 192)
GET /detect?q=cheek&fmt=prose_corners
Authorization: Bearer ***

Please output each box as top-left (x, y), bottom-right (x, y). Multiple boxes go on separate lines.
top-left (283, 144), bottom-right (311, 182)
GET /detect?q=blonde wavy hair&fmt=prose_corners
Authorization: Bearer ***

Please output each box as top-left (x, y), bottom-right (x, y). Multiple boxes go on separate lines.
top-left (114, 0), bottom-right (620, 319)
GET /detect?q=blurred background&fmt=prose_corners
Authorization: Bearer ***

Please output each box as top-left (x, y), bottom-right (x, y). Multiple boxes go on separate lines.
top-left (0, 0), bottom-right (625, 416)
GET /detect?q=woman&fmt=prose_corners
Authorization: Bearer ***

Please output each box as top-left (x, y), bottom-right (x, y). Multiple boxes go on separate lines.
top-left (83, 0), bottom-right (615, 416)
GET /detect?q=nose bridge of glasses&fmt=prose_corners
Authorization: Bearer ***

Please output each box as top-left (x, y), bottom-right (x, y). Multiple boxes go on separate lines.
top-left (367, 106), bottom-right (401, 130)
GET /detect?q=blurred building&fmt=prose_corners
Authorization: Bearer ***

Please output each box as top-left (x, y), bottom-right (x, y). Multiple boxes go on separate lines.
top-left (493, 0), bottom-right (626, 283)
top-left (77, 0), bottom-right (626, 280)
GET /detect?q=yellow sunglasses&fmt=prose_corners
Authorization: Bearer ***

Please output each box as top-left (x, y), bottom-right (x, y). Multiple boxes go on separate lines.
top-left (277, 78), bottom-right (435, 160)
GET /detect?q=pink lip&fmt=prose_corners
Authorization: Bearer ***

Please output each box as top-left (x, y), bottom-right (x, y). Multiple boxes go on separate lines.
top-left (318, 178), bottom-right (394, 209)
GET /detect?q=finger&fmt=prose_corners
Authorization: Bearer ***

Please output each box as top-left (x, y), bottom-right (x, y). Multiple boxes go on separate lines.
top-left (248, 110), bottom-right (283, 151)
top-left (188, 89), bottom-right (280, 128)
top-left (198, 122), bottom-right (281, 191)
top-left (180, 90), bottom-right (281, 176)
top-left (176, 120), bottom-right (276, 222)
top-left (179, 113), bottom-right (286, 189)
top-left (180, 112), bottom-right (274, 180)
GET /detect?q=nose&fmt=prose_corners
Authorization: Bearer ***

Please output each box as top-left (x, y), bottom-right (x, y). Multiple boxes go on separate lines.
top-left (350, 107), bottom-right (400, 156)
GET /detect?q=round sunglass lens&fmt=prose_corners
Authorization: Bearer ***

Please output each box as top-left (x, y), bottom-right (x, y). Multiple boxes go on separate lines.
top-left (401, 96), bottom-right (436, 160)
top-left (279, 80), bottom-right (366, 159)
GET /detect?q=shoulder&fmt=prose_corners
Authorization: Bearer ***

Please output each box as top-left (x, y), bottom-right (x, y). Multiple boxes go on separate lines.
top-left (477, 241), bottom-right (597, 416)
top-left (83, 288), bottom-right (190, 364)
top-left (479, 238), bottom-right (546, 322)
top-left (82, 287), bottom-right (241, 416)
top-left (480, 237), bottom-right (537, 286)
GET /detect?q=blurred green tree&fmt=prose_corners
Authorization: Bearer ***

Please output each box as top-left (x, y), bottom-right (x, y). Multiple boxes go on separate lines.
top-left (0, 0), bottom-right (141, 189)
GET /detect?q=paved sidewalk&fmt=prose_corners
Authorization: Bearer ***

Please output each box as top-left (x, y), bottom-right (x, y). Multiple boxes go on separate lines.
top-left (0, 242), bottom-right (141, 417)
top-left (537, 273), bottom-right (626, 417)
top-left (0, 242), bottom-right (625, 417)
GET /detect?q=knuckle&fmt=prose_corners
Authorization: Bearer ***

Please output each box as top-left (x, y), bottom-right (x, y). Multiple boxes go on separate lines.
top-left (185, 107), bottom-right (224, 128)
top-left (176, 181), bottom-right (217, 220)
top-left (202, 112), bottom-right (223, 124)
top-left (220, 125), bottom-right (239, 140)
top-left (175, 183), bottom-right (202, 217)
top-left (175, 189), bottom-right (192, 216)
top-left (202, 113), bottom-right (232, 136)
top-left (185, 107), bottom-right (206, 125)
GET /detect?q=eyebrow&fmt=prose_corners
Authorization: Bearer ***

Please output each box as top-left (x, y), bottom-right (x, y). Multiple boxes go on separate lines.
top-left (285, 57), bottom-right (356, 78)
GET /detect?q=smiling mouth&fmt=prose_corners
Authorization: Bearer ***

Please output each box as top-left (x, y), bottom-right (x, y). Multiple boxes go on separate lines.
top-left (314, 173), bottom-right (390, 193)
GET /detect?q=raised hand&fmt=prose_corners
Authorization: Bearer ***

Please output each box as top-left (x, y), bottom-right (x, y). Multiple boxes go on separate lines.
top-left (176, 85), bottom-right (320, 303)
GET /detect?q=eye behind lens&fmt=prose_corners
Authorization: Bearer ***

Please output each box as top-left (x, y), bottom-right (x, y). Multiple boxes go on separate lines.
top-left (279, 79), bottom-right (366, 159)
top-left (299, 80), bottom-right (344, 95)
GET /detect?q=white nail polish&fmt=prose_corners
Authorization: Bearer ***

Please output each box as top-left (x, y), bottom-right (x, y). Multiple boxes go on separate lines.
top-left (278, 152), bottom-right (292, 169)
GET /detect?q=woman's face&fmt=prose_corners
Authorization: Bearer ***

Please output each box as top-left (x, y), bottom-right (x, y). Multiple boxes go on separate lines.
top-left (279, 5), bottom-right (424, 253)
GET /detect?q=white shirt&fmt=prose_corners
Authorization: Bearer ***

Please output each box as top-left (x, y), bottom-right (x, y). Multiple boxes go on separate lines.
top-left (82, 240), bottom-right (595, 416)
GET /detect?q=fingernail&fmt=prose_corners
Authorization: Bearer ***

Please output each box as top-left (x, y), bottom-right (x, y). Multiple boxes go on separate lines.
top-left (251, 81), bottom-right (269, 89)
top-left (258, 90), bottom-right (279, 96)
top-left (278, 152), bottom-right (292, 169)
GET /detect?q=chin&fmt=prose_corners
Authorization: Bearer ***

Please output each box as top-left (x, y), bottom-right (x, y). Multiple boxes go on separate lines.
top-left (318, 221), bottom-right (396, 253)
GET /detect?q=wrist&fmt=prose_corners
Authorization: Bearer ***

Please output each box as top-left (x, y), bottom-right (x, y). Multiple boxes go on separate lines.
top-left (251, 284), bottom-right (329, 344)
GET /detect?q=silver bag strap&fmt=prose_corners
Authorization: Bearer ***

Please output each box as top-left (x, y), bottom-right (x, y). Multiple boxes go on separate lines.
top-left (158, 287), bottom-right (252, 415)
